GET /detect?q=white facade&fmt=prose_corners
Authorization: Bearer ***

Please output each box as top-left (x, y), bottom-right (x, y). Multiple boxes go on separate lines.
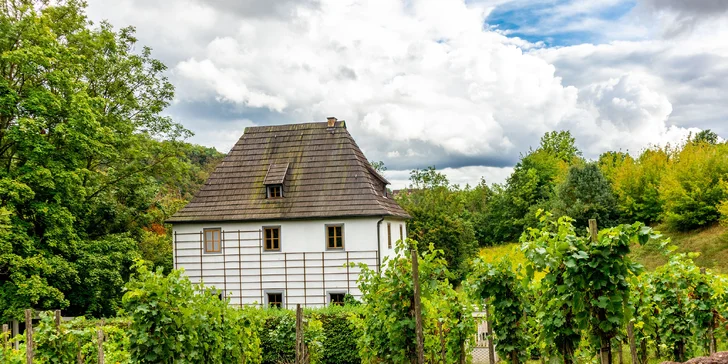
top-left (173, 216), bottom-right (407, 308)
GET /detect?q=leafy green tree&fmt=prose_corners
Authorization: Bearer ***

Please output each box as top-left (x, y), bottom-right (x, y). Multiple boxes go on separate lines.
top-left (691, 129), bottom-right (719, 145)
top-left (602, 149), bottom-right (669, 225)
top-left (661, 142), bottom-right (728, 230)
top-left (539, 131), bottom-right (583, 162)
top-left (552, 163), bottom-right (620, 229)
top-left (0, 0), bottom-right (207, 320)
top-left (369, 160), bottom-right (387, 173)
top-left (478, 131), bottom-right (580, 244)
top-left (396, 167), bottom-right (478, 279)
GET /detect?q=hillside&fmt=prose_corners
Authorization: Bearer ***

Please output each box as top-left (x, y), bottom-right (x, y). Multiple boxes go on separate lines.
top-left (480, 223), bottom-right (728, 274)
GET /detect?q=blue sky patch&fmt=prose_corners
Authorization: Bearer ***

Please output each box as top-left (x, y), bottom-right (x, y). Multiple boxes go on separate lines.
top-left (486, 0), bottom-right (637, 46)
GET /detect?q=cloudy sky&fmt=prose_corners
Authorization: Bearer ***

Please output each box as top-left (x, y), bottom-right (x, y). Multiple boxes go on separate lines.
top-left (85, 0), bottom-right (728, 188)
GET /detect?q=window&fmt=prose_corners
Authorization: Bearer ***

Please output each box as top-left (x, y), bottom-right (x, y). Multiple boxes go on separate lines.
top-left (387, 223), bottom-right (392, 249)
top-left (329, 292), bottom-right (346, 306)
top-left (204, 228), bottom-right (221, 253)
top-left (264, 226), bottom-right (281, 251)
top-left (267, 185), bottom-right (282, 198)
top-left (399, 224), bottom-right (403, 244)
top-left (326, 224), bottom-right (344, 249)
top-left (266, 292), bottom-right (283, 308)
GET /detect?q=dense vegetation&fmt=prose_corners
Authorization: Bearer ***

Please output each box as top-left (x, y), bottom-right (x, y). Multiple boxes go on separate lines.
top-left (2, 2), bottom-right (728, 364)
top-left (0, 0), bottom-right (223, 321)
top-left (396, 130), bottom-right (728, 280)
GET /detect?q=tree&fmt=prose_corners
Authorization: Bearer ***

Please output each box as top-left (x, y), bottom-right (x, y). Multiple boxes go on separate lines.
top-left (691, 129), bottom-right (719, 145)
top-left (396, 167), bottom-right (478, 279)
top-left (369, 160), bottom-right (387, 173)
top-left (661, 142), bottom-right (728, 230)
top-left (603, 149), bottom-right (669, 225)
top-left (553, 163), bottom-right (620, 229)
top-left (0, 0), bottom-right (198, 320)
top-left (539, 131), bottom-right (582, 163)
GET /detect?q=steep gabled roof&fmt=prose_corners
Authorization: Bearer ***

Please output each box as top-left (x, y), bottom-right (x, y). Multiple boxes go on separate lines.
top-left (167, 121), bottom-right (410, 222)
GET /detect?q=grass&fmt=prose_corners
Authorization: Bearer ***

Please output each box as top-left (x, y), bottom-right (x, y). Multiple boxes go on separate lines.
top-left (632, 223), bottom-right (728, 274)
top-left (480, 223), bottom-right (728, 275)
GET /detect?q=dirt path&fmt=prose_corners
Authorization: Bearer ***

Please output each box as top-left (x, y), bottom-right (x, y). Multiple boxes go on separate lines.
top-left (661, 351), bottom-right (728, 364)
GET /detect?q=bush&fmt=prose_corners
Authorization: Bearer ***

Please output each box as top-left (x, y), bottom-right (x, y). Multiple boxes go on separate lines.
top-left (357, 239), bottom-right (474, 363)
top-left (258, 305), bottom-right (361, 364)
top-left (122, 261), bottom-right (261, 363)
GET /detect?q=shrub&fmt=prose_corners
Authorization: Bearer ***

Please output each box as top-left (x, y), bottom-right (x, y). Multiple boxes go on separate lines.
top-left (122, 261), bottom-right (261, 363)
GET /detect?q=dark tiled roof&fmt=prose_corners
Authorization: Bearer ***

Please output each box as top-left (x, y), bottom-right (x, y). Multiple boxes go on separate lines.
top-left (168, 121), bottom-right (411, 222)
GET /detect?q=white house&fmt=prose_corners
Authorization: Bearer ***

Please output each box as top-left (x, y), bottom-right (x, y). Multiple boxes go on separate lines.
top-left (167, 117), bottom-right (410, 308)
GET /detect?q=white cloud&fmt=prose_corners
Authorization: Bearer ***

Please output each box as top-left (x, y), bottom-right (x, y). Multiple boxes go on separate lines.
top-left (384, 166), bottom-right (514, 190)
top-left (84, 0), bottom-right (727, 183)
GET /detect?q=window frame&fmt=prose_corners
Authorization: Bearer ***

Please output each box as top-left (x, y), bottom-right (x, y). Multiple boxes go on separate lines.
top-left (266, 185), bottom-right (283, 199)
top-left (325, 224), bottom-right (345, 250)
top-left (203, 228), bottom-right (222, 254)
top-left (387, 222), bottom-right (392, 249)
top-left (263, 226), bottom-right (281, 251)
top-left (399, 224), bottom-right (404, 244)
top-left (265, 291), bottom-right (284, 309)
top-left (328, 291), bottom-right (347, 306)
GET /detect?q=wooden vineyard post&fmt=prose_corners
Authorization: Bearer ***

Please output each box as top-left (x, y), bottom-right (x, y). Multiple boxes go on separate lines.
top-left (616, 338), bottom-right (623, 364)
top-left (25, 309), bottom-right (32, 364)
top-left (54, 310), bottom-right (61, 330)
top-left (627, 322), bottom-right (638, 364)
top-left (438, 321), bottom-right (446, 364)
top-left (295, 304), bottom-right (303, 364)
top-left (699, 267), bottom-right (716, 355)
top-left (97, 320), bottom-right (105, 364)
top-left (411, 248), bottom-right (425, 364)
top-left (589, 219), bottom-right (611, 364)
top-left (2, 324), bottom-right (8, 356)
top-left (486, 307), bottom-right (496, 364)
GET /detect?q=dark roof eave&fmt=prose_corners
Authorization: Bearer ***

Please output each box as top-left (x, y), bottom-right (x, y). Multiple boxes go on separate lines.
top-left (165, 212), bottom-right (411, 225)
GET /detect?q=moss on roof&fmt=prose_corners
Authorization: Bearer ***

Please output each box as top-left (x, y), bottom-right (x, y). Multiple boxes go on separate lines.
top-left (168, 121), bottom-right (410, 222)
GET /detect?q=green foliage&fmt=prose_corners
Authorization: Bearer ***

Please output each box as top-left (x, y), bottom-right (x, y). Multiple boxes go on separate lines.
top-left (33, 313), bottom-right (131, 364)
top-left (552, 163), bottom-right (620, 229)
top-left (396, 167), bottom-right (478, 279)
top-left (521, 214), bottom-right (660, 363)
top-left (661, 142), bottom-right (728, 231)
top-left (0, 0), bottom-right (223, 320)
top-left (691, 130), bottom-right (719, 145)
top-left (369, 160), bottom-right (387, 173)
top-left (467, 257), bottom-right (529, 363)
top-left (357, 239), bottom-right (474, 363)
top-left (602, 149), bottom-right (668, 224)
top-left (646, 254), bottom-right (725, 361)
top-left (539, 131), bottom-right (583, 162)
top-left (122, 262), bottom-right (261, 363)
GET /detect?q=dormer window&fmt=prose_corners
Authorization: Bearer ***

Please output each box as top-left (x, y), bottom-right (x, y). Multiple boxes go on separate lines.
top-left (264, 163), bottom-right (289, 199)
top-left (267, 185), bottom-right (283, 198)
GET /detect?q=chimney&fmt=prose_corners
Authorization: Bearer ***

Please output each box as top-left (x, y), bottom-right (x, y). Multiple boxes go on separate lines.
top-left (327, 116), bottom-right (337, 127)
